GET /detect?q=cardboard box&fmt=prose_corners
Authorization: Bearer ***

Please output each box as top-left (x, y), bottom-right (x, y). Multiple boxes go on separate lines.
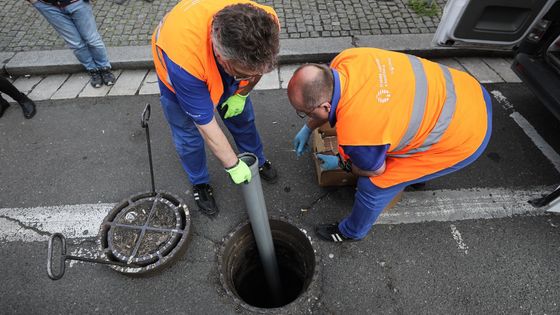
top-left (312, 123), bottom-right (403, 210)
top-left (312, 124), bottom-right (357, 187)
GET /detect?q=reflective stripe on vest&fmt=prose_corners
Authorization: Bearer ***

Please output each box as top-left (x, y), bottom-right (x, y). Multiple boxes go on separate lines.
top-left (392, 55), bottom-right (427, 152)
top-left (389, 60), bottom-right (457, 158)
top-left (154, 22), bottom-right (174, 90)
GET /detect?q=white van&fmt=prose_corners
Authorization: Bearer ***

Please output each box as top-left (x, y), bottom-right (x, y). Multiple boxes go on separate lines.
top-left (433, 0), bottom-right (560, 120)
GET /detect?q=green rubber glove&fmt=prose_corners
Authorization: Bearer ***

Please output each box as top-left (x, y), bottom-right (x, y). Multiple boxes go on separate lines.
top-left (225, 159), bottom-right (252, 184)
top-left (220, 94), bottom-right (248, 119)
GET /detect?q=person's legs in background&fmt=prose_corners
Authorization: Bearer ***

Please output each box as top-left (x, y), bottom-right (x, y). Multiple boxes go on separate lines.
top-left (67, 0), bottom-right (115, 86)
top-left (31, 0), bottom-right (110, 88)
top-left (0, 76), bottom-right (36, 119)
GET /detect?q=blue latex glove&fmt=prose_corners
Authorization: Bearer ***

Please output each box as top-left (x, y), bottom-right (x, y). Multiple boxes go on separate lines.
top-left (293, 124), bottom-right (312, 157)
top-left (316, 153), bottom-right (340, 171)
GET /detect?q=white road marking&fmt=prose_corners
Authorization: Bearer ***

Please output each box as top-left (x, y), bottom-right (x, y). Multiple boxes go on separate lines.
top-left (450, 224), bottom-right (468, 254)
top-left (0, 187), bottom-right (550, 243)
top-left (68, 246), bottom-right (100, 268)
top-left (0, 203), bottom-right (112, 242)
top-left (510, 112), bottom-right (560, 173)
top-left (491, 90), bottom-right (560, 173)
top-left (490, 90), bottom-right (514, 111)
top-left (376, 187), bottom-right (546, 225)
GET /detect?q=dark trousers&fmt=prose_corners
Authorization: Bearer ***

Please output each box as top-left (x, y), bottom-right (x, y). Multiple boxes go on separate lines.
top-left (0, 76), bottom-right (25, 103)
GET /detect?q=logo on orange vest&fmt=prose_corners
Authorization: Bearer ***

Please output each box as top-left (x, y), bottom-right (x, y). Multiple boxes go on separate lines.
top-left (375, 57), bottom-right (392, 104)
top-left (376, 89), bottom-right (391, 103)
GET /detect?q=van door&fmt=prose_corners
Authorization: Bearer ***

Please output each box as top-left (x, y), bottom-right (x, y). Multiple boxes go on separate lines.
top-left (433, 0), bottom-right (557, 48)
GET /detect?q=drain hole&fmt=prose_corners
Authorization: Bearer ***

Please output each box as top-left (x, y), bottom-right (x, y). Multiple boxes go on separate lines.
top-left (220, 219), bottom-right (316, 309)
top-left (235, 243), bottom-right (304, 308)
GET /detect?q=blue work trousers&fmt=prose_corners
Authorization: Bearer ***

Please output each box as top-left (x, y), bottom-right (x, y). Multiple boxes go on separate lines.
top-left (339, 86), bottom-right (493, 239)
top-left (159, 82), bottom-right (266, 185)
top-left (33, 0), bottom-right (111, 71)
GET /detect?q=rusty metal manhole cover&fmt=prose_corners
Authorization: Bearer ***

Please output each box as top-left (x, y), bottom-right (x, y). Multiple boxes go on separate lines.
top-left (99, 191), bottom-right (191, 274)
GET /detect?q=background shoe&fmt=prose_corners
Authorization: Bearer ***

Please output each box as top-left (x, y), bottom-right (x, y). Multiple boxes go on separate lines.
top-left (100, 68), bottom-right (116, 86)
top-left (18, 95), bottom-right (36, 119)
top-left (89, 70), bottom-right (103, 88)
top-left (316, 223), bottom-right (356, 242)
top-left (259, 160), bottom-right (278, 183)
top-left (0, 98), bottom-right (10, 118)
top-left (193, 184), bottom-right (218, 216)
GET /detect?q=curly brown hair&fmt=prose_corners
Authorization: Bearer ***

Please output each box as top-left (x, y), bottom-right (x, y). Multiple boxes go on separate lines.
top-left (212, 4), bottom-right (280, 73)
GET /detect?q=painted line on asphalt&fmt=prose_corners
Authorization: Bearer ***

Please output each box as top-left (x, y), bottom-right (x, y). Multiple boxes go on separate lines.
top-left (0, 203), bottom-right (112, 243)
top-left (450, 224), bottom-right (469, 255)
top-left (491, 90), bottom-right (560, 174)
top-left (510, 112), bottom-right (560, 173)
top-left (376, 187), bottom-right (545, 225)
top-left (0, 187), bottom-right (549, 243)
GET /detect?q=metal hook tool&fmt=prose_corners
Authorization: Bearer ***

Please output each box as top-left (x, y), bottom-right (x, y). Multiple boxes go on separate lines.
top-left (141, 104), bottom-right (156, 194)
top-left (47, 233), bottom-right (139, 280)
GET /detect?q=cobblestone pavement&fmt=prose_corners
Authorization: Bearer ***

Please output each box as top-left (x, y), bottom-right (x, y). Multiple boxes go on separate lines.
top-left (3, 57), bottom-right (519, 104)
top-left (1, 0), bottom-right (446, 53)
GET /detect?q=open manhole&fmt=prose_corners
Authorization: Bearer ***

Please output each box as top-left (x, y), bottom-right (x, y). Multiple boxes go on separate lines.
top-left (98, 191), bottom-right (191, 274)
top-left (219, 218), bottom-right (321, 313)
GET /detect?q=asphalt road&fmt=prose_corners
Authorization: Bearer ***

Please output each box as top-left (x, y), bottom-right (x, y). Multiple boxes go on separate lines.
top-left (1, 83), bottom-right (560, 314)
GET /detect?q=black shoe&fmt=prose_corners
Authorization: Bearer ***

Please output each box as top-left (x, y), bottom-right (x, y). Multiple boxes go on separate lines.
top-left (100, 67), bottom-right (116, 86)
top-left (259, 160), bottom-right (278, 183)
top-left (316, 223), bottom-right (357, 242)
top-left (193, 184), bottom-right (218, 216)
top-left (18, 94), bottom-right (36, 119)
top-left (89, 69), bottom-right (103, 88)
top-left (0, 98), bottom-right (10, 118)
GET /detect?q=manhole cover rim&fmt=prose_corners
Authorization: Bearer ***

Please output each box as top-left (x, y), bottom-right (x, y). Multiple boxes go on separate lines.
top-left (106, 196), bottom-right (184, 263)
top-left (217, 216), bottom-right (322, 313)
top-left (98, 190), bottom-right (191, 274)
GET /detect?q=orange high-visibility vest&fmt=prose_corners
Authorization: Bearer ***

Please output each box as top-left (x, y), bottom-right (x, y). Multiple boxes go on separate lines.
top-left (151, 0), bottom-right (278, 106)
top-left (332, 48), bottom-right (489, 188)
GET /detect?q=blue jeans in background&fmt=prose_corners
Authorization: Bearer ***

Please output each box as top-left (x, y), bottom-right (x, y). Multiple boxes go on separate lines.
top-left (33, 0), bottom-right (111, 71)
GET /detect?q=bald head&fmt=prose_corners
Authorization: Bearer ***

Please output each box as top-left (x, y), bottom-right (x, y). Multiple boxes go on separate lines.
top-left (287, 64), bottom-right (333, 111)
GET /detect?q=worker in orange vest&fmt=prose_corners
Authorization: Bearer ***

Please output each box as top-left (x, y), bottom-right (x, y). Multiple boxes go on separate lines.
top-left (288, 48), bottom-right (492, 242)
top-left (152, 0), bottom-right (280, 216)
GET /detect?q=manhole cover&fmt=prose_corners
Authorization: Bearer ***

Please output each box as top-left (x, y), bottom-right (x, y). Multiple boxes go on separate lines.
top-left (99, 191), bottom-right (191, 274)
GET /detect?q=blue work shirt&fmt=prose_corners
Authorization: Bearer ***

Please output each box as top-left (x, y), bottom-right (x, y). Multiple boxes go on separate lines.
top-left (159, 51), bottom-right (240, 125)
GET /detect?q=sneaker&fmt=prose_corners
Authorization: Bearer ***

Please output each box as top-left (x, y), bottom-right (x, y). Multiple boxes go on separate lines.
top-left (0, 98), bottom-right (10, 118)
top-left (315, 223), bottom-right (357, 242)
top-left (89, 69), bottom-right (103, 88)
top-left (100, 67), bottom-right (116, 86)
top-left (192, 184), bottom-right (218, 216)
top-left (259, 160), bottom-right (278, 183)
top-left (18, 94), bottom-right (36, 119)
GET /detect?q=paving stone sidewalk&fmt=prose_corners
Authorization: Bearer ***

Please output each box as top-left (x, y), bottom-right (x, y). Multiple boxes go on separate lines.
top-left (2, 57), bottom-right (520, 105)
top-left (1, 0), bottom-right (446, 53)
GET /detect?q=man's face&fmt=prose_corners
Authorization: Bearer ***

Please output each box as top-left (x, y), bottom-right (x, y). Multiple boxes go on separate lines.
top-left (288, 89), bottom-right (330, 121)
top-left (297, 102), bottom-right (331, 121)
top-left (214, 49), bottom-right (262, 82)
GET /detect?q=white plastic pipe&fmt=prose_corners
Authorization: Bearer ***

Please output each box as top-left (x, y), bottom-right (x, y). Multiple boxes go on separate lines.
top-left (238, 153), bottom-right (283, 303)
